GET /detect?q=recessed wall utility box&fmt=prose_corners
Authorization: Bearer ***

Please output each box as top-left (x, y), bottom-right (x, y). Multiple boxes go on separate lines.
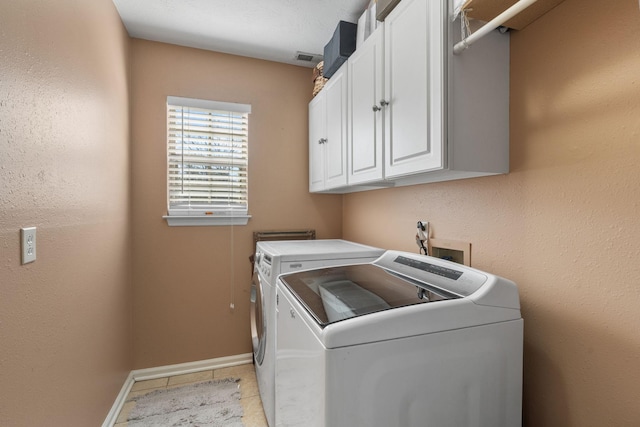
top-left (323, 21), bottom-right (357, 79)
top-left (429, 238), bottom-right (471, 266)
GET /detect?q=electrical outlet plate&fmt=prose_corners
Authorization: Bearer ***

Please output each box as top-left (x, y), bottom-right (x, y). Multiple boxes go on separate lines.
top-left (21, 227), bottom-right (36, 264)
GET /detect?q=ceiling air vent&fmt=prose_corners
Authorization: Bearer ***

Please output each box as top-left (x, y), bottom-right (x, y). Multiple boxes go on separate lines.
top-left (295, 51), bottom-right (322, 64)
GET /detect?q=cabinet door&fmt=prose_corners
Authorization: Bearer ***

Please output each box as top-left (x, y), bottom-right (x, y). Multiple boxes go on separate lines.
top-left (308, 92), bottom-right (326, 192)
top-left (384, 0), bottom-right (444, 178)
top-left (323, 64), bottom-right (348, 189)
top-left (348, 26), bottom-right (384, 185)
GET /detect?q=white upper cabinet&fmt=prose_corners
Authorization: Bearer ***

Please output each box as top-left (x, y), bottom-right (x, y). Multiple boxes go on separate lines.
top-left (383, 0), bottom-right (444, 178)
top-left (308, 63), bottom-right (348, 192)
top-left (308, 89), bottom-right (326, 192)
top-left (348, 26), bottom-right (385, 185)
top-left (309, 0), bottom-right (509, 193)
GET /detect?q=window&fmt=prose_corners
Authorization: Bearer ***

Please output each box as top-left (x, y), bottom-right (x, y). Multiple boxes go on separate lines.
top-left (163, 96), bottom-right (251, 226)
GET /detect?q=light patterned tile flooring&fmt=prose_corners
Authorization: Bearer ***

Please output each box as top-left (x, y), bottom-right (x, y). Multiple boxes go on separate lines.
top-left (114, 363), bottom-right (268, 426)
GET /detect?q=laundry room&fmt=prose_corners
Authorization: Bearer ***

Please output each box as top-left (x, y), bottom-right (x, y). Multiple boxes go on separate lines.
top-left (1, 0), bottom-right (639, 426)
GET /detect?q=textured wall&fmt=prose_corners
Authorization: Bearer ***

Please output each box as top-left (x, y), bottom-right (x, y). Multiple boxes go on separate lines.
top-left (342, 0), bottom-right (640, 425)
top-left (129, 39), bottom-right (342, 368)
top-left (0, 0), bottom-right (132, 425)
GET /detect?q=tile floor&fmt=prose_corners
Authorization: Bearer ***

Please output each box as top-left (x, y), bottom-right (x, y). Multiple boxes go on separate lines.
top-left (114, 363), bottom-right (268, 426)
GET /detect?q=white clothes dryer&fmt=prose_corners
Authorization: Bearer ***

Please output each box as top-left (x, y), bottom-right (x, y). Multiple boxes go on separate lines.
top-left (275, 250), bottom-right (523, 427)
top-left (250, 239), bottom-right (384, 427)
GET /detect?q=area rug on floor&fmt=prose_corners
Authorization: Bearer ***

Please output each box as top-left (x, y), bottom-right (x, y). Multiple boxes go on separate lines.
top-left (126, 377), bottom-right (244, 426)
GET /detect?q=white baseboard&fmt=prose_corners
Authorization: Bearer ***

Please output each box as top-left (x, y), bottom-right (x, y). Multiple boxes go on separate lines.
top-left (132, 352), bottom-right (253, 381)
top-left (102, 371), bottom-right (135, 427)
top-left (102, 353), bottom-right (253, 427)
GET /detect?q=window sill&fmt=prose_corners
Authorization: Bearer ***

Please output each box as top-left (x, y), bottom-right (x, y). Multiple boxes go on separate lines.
top-left (163, 214), bottom-right (251, 227)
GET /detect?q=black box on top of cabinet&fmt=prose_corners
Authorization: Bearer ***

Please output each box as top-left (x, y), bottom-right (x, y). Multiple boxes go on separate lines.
top-left (323, 21), bottom-right (357, 79)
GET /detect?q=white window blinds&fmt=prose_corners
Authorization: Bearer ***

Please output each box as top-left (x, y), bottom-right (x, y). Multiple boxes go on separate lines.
top-left (167, 96), bottom-right (251, 218)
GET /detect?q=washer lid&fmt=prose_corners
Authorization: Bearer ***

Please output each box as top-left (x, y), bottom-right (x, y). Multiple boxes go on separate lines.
top-left (279, 251), bottom-right (521, 333)
top-left (279, 263), bottom-right (456, 328)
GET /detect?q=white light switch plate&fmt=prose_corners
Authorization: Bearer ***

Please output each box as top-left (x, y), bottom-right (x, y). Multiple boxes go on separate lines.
top-left (21, 227), bottom-right (36, 264)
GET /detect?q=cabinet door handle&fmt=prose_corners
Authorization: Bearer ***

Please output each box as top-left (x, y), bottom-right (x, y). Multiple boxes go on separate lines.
top-left (373, 100), bottom-right (389, 112)
top-left (318, 138), bottom-right (327, 144)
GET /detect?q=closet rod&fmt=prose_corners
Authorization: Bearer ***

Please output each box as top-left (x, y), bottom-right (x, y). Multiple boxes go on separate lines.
top-left (453, 0), bottom-right (538, 54)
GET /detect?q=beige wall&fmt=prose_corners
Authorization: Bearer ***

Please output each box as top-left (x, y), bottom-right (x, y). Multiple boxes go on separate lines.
top-left (129, 40), bottom-right (342, 368)
top-left (343, 0), bottom-right (640, 425)
top-left (3, 0), bottom-right (637, 424)
top-left (0, 0), bottom-right (132, 425)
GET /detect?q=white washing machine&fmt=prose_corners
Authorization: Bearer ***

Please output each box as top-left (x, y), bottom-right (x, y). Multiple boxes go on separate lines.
top-left (275, 250), bottom-right (523, 427)
top-left (250, 240), bottom-right (384, 427)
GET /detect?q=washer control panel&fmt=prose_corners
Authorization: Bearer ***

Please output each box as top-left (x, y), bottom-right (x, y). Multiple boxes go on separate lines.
top-left (255, 249), bottom-right (273, 280)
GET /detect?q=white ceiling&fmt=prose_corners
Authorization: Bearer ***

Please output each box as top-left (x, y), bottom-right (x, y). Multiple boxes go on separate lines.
top-left (112, 0), bottom-right (370, 67)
